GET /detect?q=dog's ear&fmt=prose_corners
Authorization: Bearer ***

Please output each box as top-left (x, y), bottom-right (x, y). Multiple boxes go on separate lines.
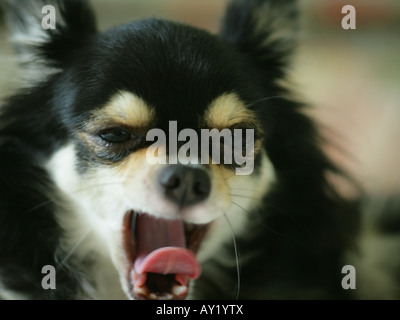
top-left (4, 0), bottom-right (97, 79)
top-left (221, 0), bottom-right (298, 79)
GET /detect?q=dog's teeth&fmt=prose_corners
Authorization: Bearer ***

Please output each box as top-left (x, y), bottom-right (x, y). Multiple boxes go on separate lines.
top-left (172, 284), bottom-right (187, 297)
top-left (149, 293), bottom-right (158, 300)
top-left (148, 293), bottom-right (173, 300)
top-left (134, 286), bottom-right (148, 296)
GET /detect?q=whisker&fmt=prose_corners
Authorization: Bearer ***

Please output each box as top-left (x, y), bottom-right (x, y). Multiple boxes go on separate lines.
top-left (229, 187), bottom-right (260, 192)
top-left (223, 212), bottom-right (241, 300)
top-left (66, 180), bottom-right (127, 194)
top-left (24, 199), bottom-right (55, 215)
top-left (230, 193), bottom-right (263, 201)
top-left (245, 96), bottom-right (286, 108)
top-left (231, 191), bottom-right (314, 236)
top-left (224, 173), bottom-right (236, 181)
top-left (230, 200), bottom-right (312, 251)
top-left (56, 229), bottom-right (92, 270)
top-left (22, 180), bottom-right (127, 215)
top-left (262, 202), bottom-right (314, 236)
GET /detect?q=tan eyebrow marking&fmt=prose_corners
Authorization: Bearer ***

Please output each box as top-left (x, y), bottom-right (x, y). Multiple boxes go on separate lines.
top-left (203, 93), bottom-right (260, 130)
top-left (84, 91), bottom-right (156, 132)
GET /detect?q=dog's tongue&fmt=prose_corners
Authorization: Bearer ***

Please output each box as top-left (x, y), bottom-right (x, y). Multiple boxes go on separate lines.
top-left (134, 214), bottom-right (201, 278)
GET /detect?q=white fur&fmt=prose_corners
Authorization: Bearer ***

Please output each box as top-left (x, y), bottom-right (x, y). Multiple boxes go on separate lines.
top-left (0, 283), bottom-right (28, 300)
top-left (45, 140), bottom-right (276, 299)
top-left (197, 151), bottom-right (276, 263)
top-left (7, 0), bottom-right (64, 84)
top-left (253, 1), bottom-right (297, 53)
top-left (46, 145), bottom-right (127, 299)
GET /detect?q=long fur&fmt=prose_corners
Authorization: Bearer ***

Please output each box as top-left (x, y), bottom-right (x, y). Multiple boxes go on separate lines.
top-left (0, 0), bottom-right (398, 300)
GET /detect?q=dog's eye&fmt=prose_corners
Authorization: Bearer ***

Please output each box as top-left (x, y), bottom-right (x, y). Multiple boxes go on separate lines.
top-left (99, 128), bottom-right (133, 143)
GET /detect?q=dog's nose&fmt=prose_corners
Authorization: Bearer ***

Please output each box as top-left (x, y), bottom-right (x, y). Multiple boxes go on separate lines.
top-left (159, 165), bottom-right (211, 207)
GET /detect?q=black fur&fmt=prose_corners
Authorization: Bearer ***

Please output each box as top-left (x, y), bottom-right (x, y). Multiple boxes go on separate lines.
top-left (0, 0), bottom-right (362, 299)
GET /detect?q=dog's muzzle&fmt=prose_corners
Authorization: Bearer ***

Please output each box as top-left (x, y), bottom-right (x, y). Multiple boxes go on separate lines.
top-left (123, 165), bottom-right (212, 300)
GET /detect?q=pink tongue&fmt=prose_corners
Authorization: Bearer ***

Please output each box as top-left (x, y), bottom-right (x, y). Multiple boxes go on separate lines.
top-left (134, 214), bottom-right (201, 279)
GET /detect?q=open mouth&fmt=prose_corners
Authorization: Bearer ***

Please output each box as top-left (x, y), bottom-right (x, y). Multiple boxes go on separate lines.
top-left (123, 210), bottom-right (210, 300)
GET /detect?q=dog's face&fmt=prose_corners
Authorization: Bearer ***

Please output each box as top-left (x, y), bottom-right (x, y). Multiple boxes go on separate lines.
top-left (45, 20), bottom-right (276, 299)
top-left (4, 0), bottom-right (298, 299)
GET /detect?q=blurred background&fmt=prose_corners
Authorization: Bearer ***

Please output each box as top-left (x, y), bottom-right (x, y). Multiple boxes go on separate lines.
top-left (0, 0), bottom-right (399, 197)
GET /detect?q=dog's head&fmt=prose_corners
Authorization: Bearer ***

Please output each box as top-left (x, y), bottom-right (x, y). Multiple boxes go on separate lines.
top-left (5, 0), bottom-right (300, 299)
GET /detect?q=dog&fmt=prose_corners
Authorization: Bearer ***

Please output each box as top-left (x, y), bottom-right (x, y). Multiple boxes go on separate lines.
top-left (0, 0), bottom-right (398, 300)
